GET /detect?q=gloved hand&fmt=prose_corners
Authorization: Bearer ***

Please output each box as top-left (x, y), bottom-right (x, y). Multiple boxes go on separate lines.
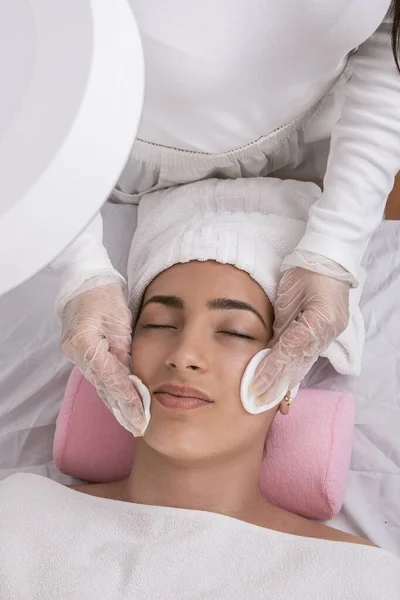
top-left (60, 282), bottom-right (146, 435)
top-left (250, 265), bottom-right (350, 404)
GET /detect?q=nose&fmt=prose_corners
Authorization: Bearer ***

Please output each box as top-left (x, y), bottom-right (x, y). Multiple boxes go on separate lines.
top-left (165, 327), bottom-right (209, 373)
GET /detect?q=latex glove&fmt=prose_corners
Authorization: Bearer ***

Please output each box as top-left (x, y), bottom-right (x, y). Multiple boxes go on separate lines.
top-left (60, 282), bottom-right (147, 435)
top-left (250, 267), bottom-right (350, 404)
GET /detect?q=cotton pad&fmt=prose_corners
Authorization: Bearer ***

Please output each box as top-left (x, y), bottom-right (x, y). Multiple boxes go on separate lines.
top-left (109, 375), bottom-right (151, 437)
top-left (240, 349), bottom-right (299, 414)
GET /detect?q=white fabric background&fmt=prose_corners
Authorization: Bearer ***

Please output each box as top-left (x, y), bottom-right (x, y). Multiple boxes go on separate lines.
top-left (0, 203), bottom-right (398, 555)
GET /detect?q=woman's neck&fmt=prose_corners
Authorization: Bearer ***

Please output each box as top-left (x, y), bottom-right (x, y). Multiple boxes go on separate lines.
top-left (122, 441), bottom-right (269, 524)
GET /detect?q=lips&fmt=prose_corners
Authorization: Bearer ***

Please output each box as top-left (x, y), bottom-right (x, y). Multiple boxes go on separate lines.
top-left (153, 383), bottom-right (213, 410)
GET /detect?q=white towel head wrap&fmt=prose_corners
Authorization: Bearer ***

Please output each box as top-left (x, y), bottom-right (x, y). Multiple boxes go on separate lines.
top-left (127, 177), bottom-right (364, 378)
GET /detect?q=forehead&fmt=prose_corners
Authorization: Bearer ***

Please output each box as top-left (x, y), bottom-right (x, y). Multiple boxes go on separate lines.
top-left (143, 261), bottom-right (270, 310)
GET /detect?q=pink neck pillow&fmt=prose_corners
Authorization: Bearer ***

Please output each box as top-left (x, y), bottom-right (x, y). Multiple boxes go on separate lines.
top-left (54, 367), bottom-right (355, 520)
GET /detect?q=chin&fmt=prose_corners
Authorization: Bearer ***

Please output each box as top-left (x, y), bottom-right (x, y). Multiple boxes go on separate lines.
top-left (143, 417), bottom-right (217, 463)
top-left (144, 425), bottom-right (202, 462)
top-left (141, 401), bottom-right (211, 459)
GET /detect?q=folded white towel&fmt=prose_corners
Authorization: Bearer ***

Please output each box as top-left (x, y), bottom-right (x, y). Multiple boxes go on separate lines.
top-left (128, 177), bottom-right (365, 376)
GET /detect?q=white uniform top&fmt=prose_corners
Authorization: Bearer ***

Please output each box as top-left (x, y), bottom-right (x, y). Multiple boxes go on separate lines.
top-left (52, 1), bottom-right (400, 308)
top-left (133, 0), bottom-right (394, 152)
top-left (1, 474), bottom-right (399, 599)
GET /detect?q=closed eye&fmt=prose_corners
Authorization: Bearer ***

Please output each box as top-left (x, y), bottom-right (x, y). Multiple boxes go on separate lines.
top-left (142, 324), bottom-right (177, 330)
top-left (220, 331), bottom-right (255, 340)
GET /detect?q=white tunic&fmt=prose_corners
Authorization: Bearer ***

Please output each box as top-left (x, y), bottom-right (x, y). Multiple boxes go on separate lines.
top-left (0, 474), bottom-right (399, 599)
top-left (132, 0), bottom-right (393, 152)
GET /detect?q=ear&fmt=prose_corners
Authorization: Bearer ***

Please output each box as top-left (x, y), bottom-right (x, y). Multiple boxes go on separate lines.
top-left (279, 400), bottom-right (290, 416)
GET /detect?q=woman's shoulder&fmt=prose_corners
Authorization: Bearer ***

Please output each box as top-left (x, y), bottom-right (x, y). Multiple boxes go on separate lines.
top-left (260, 504), bottom-right (377, 548)
top-left (301, 520), bottom-right (377, 548)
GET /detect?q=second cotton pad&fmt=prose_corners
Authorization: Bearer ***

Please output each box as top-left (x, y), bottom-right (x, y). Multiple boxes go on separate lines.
top-left (240, 349), bottom-right (299, 414)
top-left (110, 375), bottom-right (151, 437)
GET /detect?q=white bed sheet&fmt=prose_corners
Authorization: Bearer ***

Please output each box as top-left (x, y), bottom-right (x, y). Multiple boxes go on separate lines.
top-left (0, 203), bottom-right (399, 555)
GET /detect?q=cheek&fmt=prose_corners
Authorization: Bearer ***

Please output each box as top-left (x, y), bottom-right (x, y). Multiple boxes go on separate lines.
top-left (211, 349), bottom-right (272, 446)
top-left (214, 346), bottom-right (255, 407)
top-left (130, 336), bottom-right (164, 382)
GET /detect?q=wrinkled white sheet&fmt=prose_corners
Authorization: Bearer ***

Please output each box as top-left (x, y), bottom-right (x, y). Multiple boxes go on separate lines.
top-left (0, 204), bottom-right (399, 555)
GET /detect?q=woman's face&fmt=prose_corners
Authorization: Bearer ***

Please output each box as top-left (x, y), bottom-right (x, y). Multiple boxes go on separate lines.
top-left (131, 261), bottom-right (275, 462)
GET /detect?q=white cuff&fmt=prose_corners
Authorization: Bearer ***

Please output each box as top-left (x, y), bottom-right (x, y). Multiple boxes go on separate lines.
top-left (51, 213), bottom-right (126, 318)
top-left (289, 230), bottom-right (364, 287)
top-left (282, 249), bottom-right (358, 287)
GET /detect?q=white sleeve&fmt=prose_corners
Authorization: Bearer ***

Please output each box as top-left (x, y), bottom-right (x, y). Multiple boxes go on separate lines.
top-left (51, 212), bottom-right (125, 317)
top-left (294, 13), bottom-right (400, 284)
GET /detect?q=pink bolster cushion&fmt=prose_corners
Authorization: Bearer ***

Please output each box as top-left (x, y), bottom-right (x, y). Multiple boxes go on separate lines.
top-left (54, 367), bottom-right (355, 520)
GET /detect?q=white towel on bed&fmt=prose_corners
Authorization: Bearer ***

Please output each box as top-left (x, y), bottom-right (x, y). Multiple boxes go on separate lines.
top-left (1, 474), bottom-right (398, 599)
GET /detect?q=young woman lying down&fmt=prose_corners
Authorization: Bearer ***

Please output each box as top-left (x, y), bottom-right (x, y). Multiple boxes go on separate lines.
top-left (0, 179), bottom-right (399, 599)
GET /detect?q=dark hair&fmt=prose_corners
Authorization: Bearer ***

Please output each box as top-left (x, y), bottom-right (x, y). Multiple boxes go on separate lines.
top-left (392, 0), bottom-right (400, 71)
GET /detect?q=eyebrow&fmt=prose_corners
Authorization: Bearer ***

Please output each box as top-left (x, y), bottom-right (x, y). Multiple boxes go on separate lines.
top-left (142, 295), bottom-right (184, 310)
top-left (142, 295), bottom-right (267, 329)
top-left (207, 298), bottom-right (267, 329)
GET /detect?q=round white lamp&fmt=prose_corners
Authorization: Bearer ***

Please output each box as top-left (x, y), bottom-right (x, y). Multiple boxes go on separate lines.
top-left (0, 0), bottom-right (144, 297)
